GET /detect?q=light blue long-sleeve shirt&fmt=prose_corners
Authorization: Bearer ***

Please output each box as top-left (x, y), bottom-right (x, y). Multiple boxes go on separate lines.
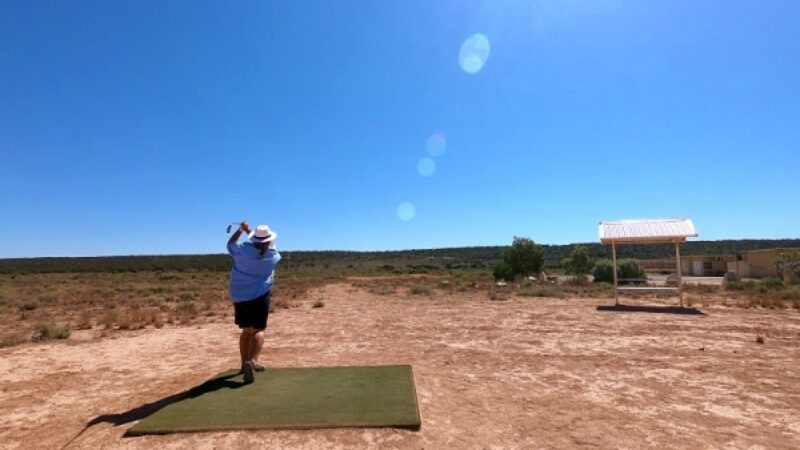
top-left (227, 241), bottom-right (281, 302)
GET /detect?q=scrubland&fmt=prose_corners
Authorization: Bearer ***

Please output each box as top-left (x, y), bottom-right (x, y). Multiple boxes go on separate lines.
top-left (1, 267), bottom-right (799, 449)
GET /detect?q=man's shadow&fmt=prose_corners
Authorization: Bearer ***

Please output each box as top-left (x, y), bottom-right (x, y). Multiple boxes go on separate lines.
top-left (61, 371), bottom-right (244, 448)
top-left (88, 371), bottom-right (244, 427)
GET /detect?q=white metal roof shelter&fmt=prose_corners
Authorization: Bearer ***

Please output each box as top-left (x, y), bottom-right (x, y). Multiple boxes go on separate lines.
top-left (599, 218), bottom-right (698, 306)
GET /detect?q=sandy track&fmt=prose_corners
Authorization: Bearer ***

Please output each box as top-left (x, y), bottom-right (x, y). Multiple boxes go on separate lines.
top-left (1, 283), bottom-right (799, 449)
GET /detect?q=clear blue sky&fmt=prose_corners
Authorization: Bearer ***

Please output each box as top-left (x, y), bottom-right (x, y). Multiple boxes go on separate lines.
top-left (2, 1), bottom-right (798, 257)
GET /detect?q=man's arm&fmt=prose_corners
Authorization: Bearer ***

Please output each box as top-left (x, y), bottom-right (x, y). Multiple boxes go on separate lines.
top-left (227, 221), bottom-right (251, 247)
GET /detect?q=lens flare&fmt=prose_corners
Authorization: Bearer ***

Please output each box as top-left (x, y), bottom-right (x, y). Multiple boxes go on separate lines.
top-left (459, 33), bottom-right (490, 74)
top-left (417, 157), bottom-right (436, 177)
top-left (425, 132), bottom-right (447, 157)
top-left (396, 202), bottom-right (416, 221)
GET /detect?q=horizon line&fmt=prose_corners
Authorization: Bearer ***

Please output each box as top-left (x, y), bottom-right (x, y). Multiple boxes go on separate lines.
top-left (2, 237), bottom-right (800, 260)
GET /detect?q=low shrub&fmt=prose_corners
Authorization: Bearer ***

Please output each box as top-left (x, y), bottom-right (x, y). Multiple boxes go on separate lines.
top-left (759, 277), bottom-right (785, 290)
top-left (362, 281), bottom-right (395, 296)
top-left (518, 286), bottom-right (561, 298)
top-left (593, 260), bottom-right (614, 283)
top-left (37, 294), bottom-right (58, 305)
top-left (409, 284), bottom-right (431, 295)
top-left (312, 299), bottom-right (325, 308)
top-left (780, 286), bottom-right (800, 301)
top-left (684, 284), bottom-right (719, 294)
top-left (618, 259), bottom-right (646, 284)
top-left (117, 311), bottom-right (135, 330)
top-left (559, 283), bottom-right (613, 298)
top-left (489, 290), bottom-right (509, 301)
top-left (76, 310), bottom-right (94, 330)
top-left (272, 297), bottom-right (293, 310)
top-left (492, 261), bottom-right (515, 282)
top-left (101, 309), bottom-right (118, 329)
top-left (725, 280), bottom-right (756, 291)
top-left (33, 322), bottom-right (71, 341)
top-left (177, 299), bottom-right (197, 315)
top-left (20, 301), bottom-right (39, 311)
top-left (0, 332), bottom-right (29, 348)
top-left (592, 259), bottom-right (645, 284)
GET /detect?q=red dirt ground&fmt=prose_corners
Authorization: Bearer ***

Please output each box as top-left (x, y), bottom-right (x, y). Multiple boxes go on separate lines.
top-left (1, 283), bottom-right (799, 449)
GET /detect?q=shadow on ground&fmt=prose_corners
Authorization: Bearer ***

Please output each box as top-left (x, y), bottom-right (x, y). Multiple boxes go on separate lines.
top-left (60, 371), bottom-right (243, 449)
top-left (89, 371), bottom-right (244, 427)
top-left (596, 304), bottom-right (706, 315)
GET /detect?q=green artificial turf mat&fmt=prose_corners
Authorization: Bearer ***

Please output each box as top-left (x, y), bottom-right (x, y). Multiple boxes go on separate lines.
top-left (125, 365), bottom-right (421, 435)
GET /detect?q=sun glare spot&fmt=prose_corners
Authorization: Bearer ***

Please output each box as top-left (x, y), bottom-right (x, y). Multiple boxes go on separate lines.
top-left (417, 157), bottom-right (436, 177)
top-left (459, 33), bottom-right (490, 74)
top-left (396, 202), bottom-right (416, 221)
top-left (425, 132), bottom-right (447, 157)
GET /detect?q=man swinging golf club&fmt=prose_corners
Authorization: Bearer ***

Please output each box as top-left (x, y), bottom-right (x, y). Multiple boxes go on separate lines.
top-left (227, 220), bottom-right (281, 383)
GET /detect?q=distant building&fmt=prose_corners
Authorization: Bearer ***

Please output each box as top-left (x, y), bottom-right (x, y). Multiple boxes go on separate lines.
top-left (641, 256), bottom-right (732, 277)
top-left (682, 255), bottom-right (733, 277)
top-left (728, 248), bottom-right (799, 279)
top-left (641, 249), bottom-right (798, 278)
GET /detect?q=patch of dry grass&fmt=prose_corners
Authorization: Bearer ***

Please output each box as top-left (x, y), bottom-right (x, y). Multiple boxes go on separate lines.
top-left (409, 284), bottom-right (432, 296)
top-left (0, 332), bottom-right (29, 348)
top-left (32, 322), bottom-right (70, 341)
top-left (517, 286), bottom-right (562, 298)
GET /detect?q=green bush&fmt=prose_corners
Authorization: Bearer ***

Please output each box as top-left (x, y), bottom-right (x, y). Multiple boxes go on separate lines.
top-left (592, 259), bottom-right (645, 284)
top-left (618, 259), bottom-right (645, 284)
top-left (593, 259), bottom-right (615, 283)
top-left (493, 261), bottom-right (515, 281)
top-left (759, 277), bottom-right (785, 290)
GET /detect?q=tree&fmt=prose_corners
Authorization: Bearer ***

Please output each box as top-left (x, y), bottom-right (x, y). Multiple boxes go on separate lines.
top-left (562, 245), bottom-right (594, 281)
top-left (774, 249), bottom-right (800, 284)
top-left (493, 261), bottom-right (515, 281)
top-left (502, 237), bottom-right (544, 279)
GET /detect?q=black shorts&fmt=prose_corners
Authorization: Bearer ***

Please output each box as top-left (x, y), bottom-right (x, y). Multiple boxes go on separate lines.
top-left (233, 291), bottom-right (270, 330)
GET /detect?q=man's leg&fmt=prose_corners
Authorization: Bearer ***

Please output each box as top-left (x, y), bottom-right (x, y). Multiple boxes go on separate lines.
top-left (250, 329), bottom-right (265, 366)
top-left (249, 292), bottom-right (269, 370)
top-left (239, 327), bottom-right (253, 366)
top-left (240, 327), bottom-right (256, 383)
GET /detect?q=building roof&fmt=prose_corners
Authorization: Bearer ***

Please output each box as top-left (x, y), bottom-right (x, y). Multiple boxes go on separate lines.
top-left (599, 218), bottom-right (697, 244)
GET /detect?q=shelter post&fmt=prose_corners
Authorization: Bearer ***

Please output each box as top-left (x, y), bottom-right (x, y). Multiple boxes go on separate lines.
top-left (675, 240), bottom-right (683, 307)
top-left (612, 240), bottom-right (619, 305)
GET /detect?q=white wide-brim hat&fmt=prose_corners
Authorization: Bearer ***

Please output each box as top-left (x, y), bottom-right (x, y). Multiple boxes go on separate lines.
top-left (249, 225), bottom-right (278, 244)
